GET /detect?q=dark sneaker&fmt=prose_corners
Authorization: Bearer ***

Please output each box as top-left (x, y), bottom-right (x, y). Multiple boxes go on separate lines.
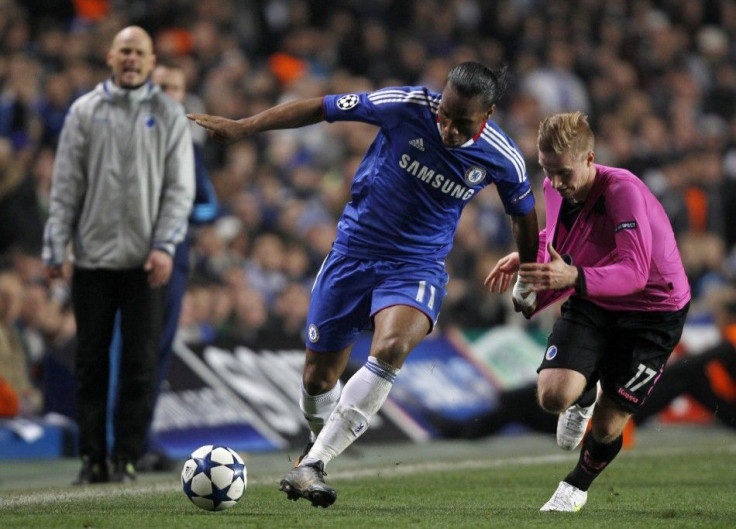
top-left (293, 440), bottom-right (314, 467)
top-left (279, 461), bottom-right (337, 508)
top-left (73, 457), bottom-right (109, 485)
top-left (110, 459), bottom-right (137, 483)
top-left (135, 451), bottom-right (174, 473)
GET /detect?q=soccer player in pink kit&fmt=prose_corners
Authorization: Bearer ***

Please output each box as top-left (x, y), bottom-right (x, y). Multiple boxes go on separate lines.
top-left (486, 111), bottom-right (691, 512)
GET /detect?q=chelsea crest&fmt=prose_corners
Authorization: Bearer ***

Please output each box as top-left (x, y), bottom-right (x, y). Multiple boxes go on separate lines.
top-left (464, 166), bottom-right (486, 186)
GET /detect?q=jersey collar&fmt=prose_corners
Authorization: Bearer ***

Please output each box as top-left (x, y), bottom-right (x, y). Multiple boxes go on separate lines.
top-left (434, 120), bottom-right (487, 148)
top-left (102, 77), bottom-right (157, 103)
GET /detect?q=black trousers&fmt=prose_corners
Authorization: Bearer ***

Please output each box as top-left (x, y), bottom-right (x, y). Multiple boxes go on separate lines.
top-left (72, 267), bottom-right (165, 463)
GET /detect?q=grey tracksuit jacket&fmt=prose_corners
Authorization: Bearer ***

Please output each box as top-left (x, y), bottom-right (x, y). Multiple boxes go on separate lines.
top-left (43, 79), bottom-right (195, 269)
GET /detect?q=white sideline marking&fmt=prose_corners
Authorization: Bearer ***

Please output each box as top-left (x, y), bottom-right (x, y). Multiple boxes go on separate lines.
top-left (1, 443), bottom-right (734, 510)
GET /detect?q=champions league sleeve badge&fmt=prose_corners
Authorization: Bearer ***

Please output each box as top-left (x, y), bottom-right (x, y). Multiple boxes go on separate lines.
top-left (464, 166), bottom-right (486, 186)
top-left (336, 94), bottom-right (359, 110)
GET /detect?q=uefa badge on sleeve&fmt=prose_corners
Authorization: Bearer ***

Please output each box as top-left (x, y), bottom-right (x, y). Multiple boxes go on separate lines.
top-left (336, 94), bottom-right (359, 110)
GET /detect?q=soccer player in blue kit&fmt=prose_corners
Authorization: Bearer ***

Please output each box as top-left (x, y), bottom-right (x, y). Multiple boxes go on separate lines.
top-left (189, 62), bottom-right (539, 507)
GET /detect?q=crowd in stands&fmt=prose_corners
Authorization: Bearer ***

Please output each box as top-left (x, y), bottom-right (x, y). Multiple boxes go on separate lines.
top-left (2, 0), bottom-right (736, 418)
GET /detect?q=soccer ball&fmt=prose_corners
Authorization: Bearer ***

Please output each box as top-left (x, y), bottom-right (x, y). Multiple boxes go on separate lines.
top-left (181, 445), bottom-right (247, 511)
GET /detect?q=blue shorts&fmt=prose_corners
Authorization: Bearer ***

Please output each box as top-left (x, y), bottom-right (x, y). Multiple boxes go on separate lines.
top-left (305, 250), bottom-right (449, 352)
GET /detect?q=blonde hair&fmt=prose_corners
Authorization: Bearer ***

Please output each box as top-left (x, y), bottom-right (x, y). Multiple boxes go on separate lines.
top-left (537, 111), bottom-right (594, 159)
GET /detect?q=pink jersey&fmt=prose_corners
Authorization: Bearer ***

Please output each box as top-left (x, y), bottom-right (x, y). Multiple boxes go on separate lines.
top-left (531, 164), bottom-right (691, 315)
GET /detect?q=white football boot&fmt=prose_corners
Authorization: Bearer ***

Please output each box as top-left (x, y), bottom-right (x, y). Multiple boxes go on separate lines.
top-left (540, 481), bottom-right (588, 512)
top-left (557, 401), bottom-right (595, 450)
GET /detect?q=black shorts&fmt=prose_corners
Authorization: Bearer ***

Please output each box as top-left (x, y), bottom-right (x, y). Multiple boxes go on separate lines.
top-left (538, 297), bottom-right (690, 413)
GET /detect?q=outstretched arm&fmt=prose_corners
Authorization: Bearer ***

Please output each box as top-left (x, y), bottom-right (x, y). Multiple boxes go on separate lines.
top-left (485, 210), bottom-right (543, 294)
top-left (493, 209), bottom-right (539, 317)
top-left (188, 97), bottom-right (325, 142)
top-left (510, 209), bottom-right (539, 264)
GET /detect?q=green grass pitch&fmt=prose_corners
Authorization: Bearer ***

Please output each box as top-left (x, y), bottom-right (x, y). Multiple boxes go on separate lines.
top-left (1, 425), bottom-right (734, 528)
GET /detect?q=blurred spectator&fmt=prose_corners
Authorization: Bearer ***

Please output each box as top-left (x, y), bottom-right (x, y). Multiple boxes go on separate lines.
top-left (34, 72), bottom-right (75, 149)
top-left (678, 230), bottom-right (727, 302)
top-left (135, 61), bottom-right (219, 472)
top-left (243, 231), bottom-right (287, 306)
top-left (520, 39), bottom-right (591, 116)
top-left (0, 0), bottom-right (736, 374)
top-left (0, 269), bottom-right (42, 417)
top-left (41, 26), bottom-right (194, 486)
top-left (264, 280), bottom-right (311, 344)
top-left (224, 285), bottom-right (269, 345)
top-left (0, 138), bottom-right (43, 255)
top-left (177, 283), bottom-right (217, 345)
top-left (0, 53), bottom-right (42, 152)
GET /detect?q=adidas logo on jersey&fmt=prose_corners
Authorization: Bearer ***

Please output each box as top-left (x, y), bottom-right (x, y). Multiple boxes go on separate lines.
top-left (409, 138), bottom-right (425, 151)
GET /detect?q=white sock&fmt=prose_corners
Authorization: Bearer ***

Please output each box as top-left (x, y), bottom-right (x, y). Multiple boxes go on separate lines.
top-left (300, 380), bottom-right (342, 439)
top-left (303, 357), bottom-right (399, 467)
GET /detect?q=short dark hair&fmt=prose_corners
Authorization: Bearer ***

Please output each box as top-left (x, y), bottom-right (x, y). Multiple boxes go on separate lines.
top-left (446, 62), bottom-right (509, 107)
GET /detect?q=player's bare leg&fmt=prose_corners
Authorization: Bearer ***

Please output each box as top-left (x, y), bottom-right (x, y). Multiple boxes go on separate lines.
top-left (541, 394), bottom-right (631, 511)
top-left (537, 368), bottom-right (596, 449)
top-left (302, 306), bottom-right (428, 467)
top-left (294, 347), bottom-right (351, 465)
top-left (281, 306), bottom-right (429, 507)
top-left (557, 383), bottom-right (598, 451)
top-left (281, 347), bottom-right (350, 506)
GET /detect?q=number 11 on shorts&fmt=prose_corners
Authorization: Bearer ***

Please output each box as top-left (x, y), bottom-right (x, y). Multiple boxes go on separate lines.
top-left (415, 280), bottom-right (436, 310)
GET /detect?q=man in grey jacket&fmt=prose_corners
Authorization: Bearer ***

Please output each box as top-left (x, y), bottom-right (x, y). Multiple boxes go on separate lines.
top-left (42, 26), bottom-right (195, 484)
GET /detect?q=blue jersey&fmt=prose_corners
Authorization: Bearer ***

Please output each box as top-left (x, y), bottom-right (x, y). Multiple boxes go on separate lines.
top-left (323, 87), bottom-right (534, 262)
